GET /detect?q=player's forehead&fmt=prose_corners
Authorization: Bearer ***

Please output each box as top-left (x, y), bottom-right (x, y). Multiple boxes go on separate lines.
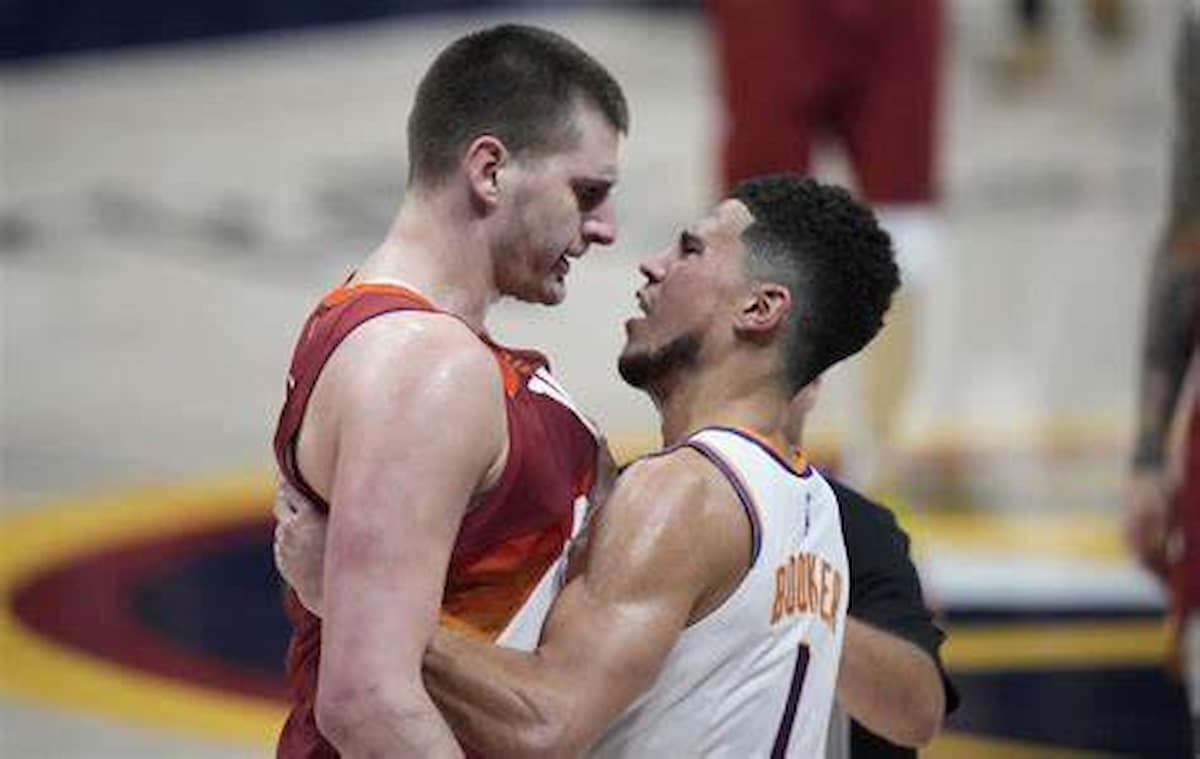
top-left (554, 101), bottom-right (621, 180)
top-left (689, 199), bottom-right (752, 250)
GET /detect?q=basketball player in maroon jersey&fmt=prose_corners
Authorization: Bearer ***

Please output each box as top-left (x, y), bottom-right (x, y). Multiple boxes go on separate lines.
top-left (270, 25), bottom-right (628, 758)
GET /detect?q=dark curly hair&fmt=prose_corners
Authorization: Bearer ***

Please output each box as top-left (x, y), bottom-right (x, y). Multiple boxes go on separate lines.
top-left (408, 24), bottom-right (629, 185)
top-left (732, 174), bottom-right (901, 392)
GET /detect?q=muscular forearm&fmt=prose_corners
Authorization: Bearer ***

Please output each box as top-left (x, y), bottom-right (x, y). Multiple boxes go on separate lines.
top-left (836, 617), bottom-right (945, 747)
top-left (423, 630), bottom-right (575, 759)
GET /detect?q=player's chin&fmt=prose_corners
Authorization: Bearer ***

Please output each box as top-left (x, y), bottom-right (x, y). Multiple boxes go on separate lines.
top-left (513, 278), bottom-right (566, 306)
top-left (616, 342), bottom-right (651, 388)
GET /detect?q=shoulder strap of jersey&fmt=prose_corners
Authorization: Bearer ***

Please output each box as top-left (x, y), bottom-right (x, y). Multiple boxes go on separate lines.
top-left (680, 429), bottom-right (765, 567)
top-left (272, 283), bottom-right (439, 509)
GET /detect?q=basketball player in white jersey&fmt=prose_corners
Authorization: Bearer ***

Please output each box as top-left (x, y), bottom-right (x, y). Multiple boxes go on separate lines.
top-left (277, 173), bottom-right (899, 756)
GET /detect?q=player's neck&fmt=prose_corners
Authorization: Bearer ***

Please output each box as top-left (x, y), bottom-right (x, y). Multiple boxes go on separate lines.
top-left (356, 194), bottom-right (497, 333)
top-left (656, 366), bottom-right (790, 454)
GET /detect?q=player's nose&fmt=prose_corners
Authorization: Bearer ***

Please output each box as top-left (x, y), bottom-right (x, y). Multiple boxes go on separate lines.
top-left (582, 201), bottom-right (617, 248)
top-left (638, 246), bottom-right (668, 283)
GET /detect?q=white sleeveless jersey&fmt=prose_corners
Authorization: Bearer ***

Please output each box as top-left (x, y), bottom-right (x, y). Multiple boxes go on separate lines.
top-left (589, 427), bottom-right (849, 758)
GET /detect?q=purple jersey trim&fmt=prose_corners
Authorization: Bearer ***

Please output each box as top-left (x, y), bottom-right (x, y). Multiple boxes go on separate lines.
top-left (703, 425), bottom-right (813, 478)
top-left (684, 439), bottom-right (764, 567)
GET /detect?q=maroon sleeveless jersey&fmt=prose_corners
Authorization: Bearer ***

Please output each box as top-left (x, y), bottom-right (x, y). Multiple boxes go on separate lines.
top-left (272, 282), bottom-right (600, 758)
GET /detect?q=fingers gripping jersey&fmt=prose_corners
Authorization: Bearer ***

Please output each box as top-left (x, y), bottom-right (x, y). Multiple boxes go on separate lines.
top-left (589, 427), bottom-right (849, 759)
top-left (272, 282), bottom-right (600, 758)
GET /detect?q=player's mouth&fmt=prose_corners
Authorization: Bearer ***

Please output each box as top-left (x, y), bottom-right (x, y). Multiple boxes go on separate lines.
top-left (625, 289), bottom-right (652, 332)
top-left (557, 243), bottom-right (588, 276)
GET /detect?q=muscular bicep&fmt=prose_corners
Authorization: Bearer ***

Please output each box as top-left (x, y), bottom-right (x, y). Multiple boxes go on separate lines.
top-left (533, 452), bottom-right (749, 748)
top-left (317, 316), bottom-right (506, 700)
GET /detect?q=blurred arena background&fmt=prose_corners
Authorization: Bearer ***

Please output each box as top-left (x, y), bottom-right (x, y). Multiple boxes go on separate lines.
top-left (1, 0), bottom-right (1193, 755)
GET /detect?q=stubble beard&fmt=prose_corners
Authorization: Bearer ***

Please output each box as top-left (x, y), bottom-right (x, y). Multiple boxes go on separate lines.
top-left (617, 331), bottom-right (703, 391)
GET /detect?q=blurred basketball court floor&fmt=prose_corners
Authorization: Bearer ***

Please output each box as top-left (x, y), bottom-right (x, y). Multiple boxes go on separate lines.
top-left (1, 1), bottom-right (1193, 755)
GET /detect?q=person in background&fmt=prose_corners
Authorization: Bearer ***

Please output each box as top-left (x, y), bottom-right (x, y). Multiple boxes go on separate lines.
top-left (992, 0), bottom-right (1129, 88)
top-left (1125, 1), bottom-right (1200, 745)
top-left (706, 0), bottom-right (945, 490)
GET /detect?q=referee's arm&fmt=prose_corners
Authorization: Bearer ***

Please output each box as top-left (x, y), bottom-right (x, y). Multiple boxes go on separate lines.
top-left (837, 617), bottom-right (944, 747)
top-left (831, 479), bottom-right (955, 749)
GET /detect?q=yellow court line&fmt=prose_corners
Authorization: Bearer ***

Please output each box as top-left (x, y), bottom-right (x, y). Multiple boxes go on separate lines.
top-left (903, 511), bottom-right (1128, 561)
top-left (897, 410), bottom-right (1128, 458)
top-left (926, 732), bottom-right (1109, 758)
top-left (0, 467), bottom-right (1164, 750)
top-left (945, 619), bottom-right (1169, 672)
top-left (0, 473), bottom-right (286, 746)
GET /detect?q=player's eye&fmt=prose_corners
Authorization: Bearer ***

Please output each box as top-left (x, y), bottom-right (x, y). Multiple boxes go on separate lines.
top-left (679, 232), bottom-right (703, 256)
top-left (574, 183), bottom-right (609, 213)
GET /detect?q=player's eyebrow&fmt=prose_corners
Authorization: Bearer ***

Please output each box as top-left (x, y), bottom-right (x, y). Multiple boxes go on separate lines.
top-left (576, 177), bottom-right (614, 193)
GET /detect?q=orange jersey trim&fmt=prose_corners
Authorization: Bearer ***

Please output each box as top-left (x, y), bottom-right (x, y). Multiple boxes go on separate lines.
top-left (438, 611), bottom-right (494, 642)
top-left (319, 280), bottom-right (526, 398)
top-left (792, 451), bottom-right (809, 473)
top-left (494, 354), bottom-right (522, 398)
top-left (320, 281), bottom-right (436, 310)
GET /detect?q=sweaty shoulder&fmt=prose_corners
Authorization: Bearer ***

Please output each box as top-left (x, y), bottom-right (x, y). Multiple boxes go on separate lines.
top-left (334, 311), bottom-right (506, 444)
top-left (300, 310), bottom-right (508, 496)
top-left (594, 447), bottom-right (753, 619)
top-left (331, 310), bottom-right (499, 391)
top-left (616, 447), bottom-right (734, 520)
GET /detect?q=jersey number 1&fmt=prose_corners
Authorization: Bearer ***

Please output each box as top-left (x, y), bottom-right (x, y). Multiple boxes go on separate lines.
top-left (770, 643), bottom-right (811, 758)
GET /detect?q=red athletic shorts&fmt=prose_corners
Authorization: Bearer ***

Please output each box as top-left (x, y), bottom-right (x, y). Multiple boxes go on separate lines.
top-left (708, 0), bottom-right (942, 203)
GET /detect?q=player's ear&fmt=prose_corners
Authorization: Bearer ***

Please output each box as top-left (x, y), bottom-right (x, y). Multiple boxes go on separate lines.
top-left (736, 282), bottom-right (791, 336)
top-left (463, 135), bottom-right (508, 210)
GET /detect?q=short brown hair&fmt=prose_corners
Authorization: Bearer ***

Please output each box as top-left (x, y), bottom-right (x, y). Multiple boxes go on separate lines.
top-left (407, 24), bottom-right (629, 184)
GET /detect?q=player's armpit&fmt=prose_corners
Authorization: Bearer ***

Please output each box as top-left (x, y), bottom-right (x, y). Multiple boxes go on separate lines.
top-left (311, 314), bottom-right (506, 758)
top-left (423, 447), bottom-right (753, 758)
